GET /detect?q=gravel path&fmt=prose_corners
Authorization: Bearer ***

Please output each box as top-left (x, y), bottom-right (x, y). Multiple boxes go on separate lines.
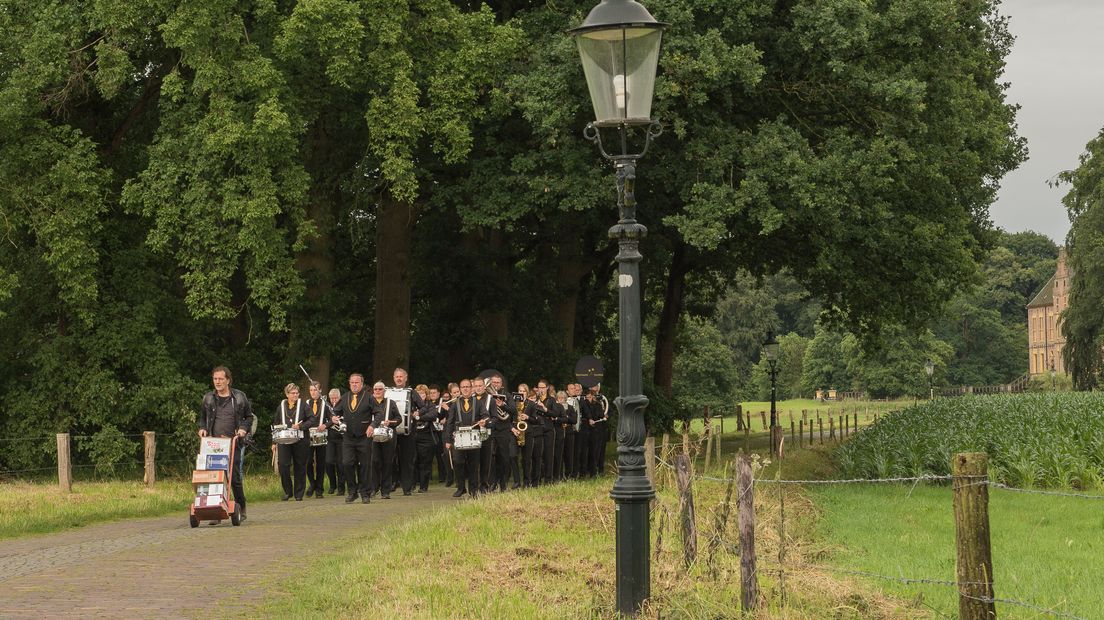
top-left (0, 488), bottom-right (453, 618)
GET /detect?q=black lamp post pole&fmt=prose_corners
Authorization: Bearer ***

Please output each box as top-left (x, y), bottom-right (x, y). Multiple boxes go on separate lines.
top-left (608, 151), bottom-right (654, 616)
top-left (768, 361), bottom-right (778, 456)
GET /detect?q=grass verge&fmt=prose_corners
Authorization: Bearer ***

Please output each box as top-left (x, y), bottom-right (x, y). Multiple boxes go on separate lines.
top-left (252, 459), bottom-right (921, 619)
top-left (0, 468), bottom-right (284, 540)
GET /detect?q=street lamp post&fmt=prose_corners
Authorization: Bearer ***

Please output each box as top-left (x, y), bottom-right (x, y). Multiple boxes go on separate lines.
top-left (569, 1), bottom-right (666, 615)
top-left (925, 358), bottom-right (934, 400)
top-left (1050, 363), bottom-right (1056, 391)
top-left (764, 331), bottom-right (781, 457)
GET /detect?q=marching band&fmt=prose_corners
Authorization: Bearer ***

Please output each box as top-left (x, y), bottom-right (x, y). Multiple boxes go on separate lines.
top-left (270, 367), bottom-right (611, 505)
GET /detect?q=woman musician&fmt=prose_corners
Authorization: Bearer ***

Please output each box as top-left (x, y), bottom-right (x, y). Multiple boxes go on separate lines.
top-left (276, 383), bottom-right (318, 501)
top-left (304, 382), bottom-right (329, 498)
top-left (368, 381), bottom-right (401, 499)
top-left (325, 387), bottom-right (346, 495)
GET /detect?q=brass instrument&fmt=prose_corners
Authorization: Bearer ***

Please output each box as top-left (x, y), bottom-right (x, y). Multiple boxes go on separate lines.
top-left (515, 397), bottom-right (528, 447)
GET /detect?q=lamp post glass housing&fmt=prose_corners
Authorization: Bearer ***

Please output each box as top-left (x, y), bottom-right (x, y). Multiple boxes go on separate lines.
top-left (570, 1), bottom-right (665, 616)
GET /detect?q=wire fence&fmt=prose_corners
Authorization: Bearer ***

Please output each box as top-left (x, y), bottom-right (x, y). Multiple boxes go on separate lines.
top-left (654, 455), bottom-right (1096, 619)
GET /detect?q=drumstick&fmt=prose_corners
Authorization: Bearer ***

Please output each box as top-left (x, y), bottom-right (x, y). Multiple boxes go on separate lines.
top-left (447, 446), bottom-right (454, 472)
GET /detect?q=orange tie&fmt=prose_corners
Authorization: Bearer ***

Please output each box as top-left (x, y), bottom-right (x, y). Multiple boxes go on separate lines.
top-left (351, 394), bottom-right (358, 410)
top-left (463, 399), bottom-right (470, 412)
top-left (312, 401), bottom-right (318, 415)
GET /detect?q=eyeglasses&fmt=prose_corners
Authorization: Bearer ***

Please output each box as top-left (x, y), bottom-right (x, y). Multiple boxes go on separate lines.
top-left (459, 384), bottom-right (471, 388)
top-left (372, 387), bottom-right (384, 391)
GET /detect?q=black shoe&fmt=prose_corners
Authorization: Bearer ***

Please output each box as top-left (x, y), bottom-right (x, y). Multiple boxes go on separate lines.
top-left (445, 480), bottom-right (454, 487)
top-left (382, 493), bottom-right (391, 499)
top-left (417, 487), bottom-right (427, 493)
top-left (295, 497), bottom-right (303, 501)
top-left (337, 487), bottom-right (345, 495)
top-left (345, 494), bottom-right (358, 503)
top-left (452, 489), bottom-right (465, 498)
top-left (240, 506), bottom-right (247, 522)
top-left (511, 483), bottom-right (521, 489)
top-left (282, 494), bottom-right (291, 501)
top-left (315, 492), bottom-right (325, 498)
top-left (361, 497), bottom-right (371, 504)
top-left (327, 488), bottom-right (336, 495)
top-left (403, 490), bottom-right (412, 496)
top-left (305, 489), bottom-right (314, 498)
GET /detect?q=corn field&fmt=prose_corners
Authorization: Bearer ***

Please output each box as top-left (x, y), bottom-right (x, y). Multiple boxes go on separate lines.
top-left (837, 393), bottom-right (1104, 490)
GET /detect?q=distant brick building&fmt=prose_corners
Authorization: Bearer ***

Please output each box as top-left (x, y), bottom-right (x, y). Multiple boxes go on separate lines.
top-left (1027, 247), bottom-right (1069, 376)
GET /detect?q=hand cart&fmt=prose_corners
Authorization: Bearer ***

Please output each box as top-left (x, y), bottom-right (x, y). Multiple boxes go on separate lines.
top-left (189, 435), bottom-right (242, 527)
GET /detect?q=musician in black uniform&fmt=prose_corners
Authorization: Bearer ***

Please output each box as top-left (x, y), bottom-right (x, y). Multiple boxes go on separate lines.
top-left (470, 377), bottom-right (495, 493)
top-left (441, 383), bottom-right (460, 486)
top-left (338, 373), bottom-right (373, 504)
top-left (550, 385), bottom-right (567, 481)
top-left (276, 383), bottom-right (318, 501)
top-left (412, 384), bottom-right (437, 492)
top-left (198, 366), bottom-right (253, 521)
top-left (480, 378), bottom-right (515, 493)
top-left (557, 388), bottom-right (578, 481)
top-left (304, 382), bottom-right (329, 498)
top-left (368, 381), bottom-right (402, 499)
top-left (443, 379), bottom-right (486, 498)
top-left (324, 388), bottom-right (346, 495)
top-left (588, 383), bottom-right (611, 477)
top-left (534, 380), bottom-right (561, 485)
top-left (577, 390), bottom-right (596, 477)
top-left (391, 368), bottom-right (426, 496)
top-left (518, 383), bottom-right (545, 487)
top-left (428, 384), bottom-right (448, 484)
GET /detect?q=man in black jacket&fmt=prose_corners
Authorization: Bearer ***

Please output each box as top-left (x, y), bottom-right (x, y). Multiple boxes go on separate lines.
top-left (444, 379), bottom-right (487, 498)
top-left (337, 373), bottom-right (373, 504)
top-left (198, 366), bottom-right (254, 521)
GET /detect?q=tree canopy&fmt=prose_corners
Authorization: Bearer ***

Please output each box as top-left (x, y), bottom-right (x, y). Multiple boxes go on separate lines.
top-left (0, 0), bottom-right (1025, 469)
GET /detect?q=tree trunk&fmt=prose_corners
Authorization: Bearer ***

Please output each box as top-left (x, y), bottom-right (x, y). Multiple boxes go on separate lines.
top-left (552, 235), bottom-right (598, 354)
top-left (373, 194), bottom-right (416, 378)
top-left (479, 228), bottom-right (509, 343)
top-left (653, 243), bottom-right (690, 398)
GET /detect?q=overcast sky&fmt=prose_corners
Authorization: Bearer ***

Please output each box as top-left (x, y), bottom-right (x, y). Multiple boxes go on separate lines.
top-left (991, 0), bottom-right (1104, 245)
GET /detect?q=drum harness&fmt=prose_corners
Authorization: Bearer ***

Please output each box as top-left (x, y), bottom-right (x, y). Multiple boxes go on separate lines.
top-left (279, 398), bottom-right (303, 438)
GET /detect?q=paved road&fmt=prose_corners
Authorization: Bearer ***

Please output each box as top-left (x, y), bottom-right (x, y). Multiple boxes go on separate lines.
top-left (0, 488), bottom-right (453, 618)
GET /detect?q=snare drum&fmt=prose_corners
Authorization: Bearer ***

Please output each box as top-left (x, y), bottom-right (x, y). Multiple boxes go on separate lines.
top-left (309, 428), bottom-right (327, 447)
top-left (453, 427), bottom-right (482, 451)
top-left (272, 427), bottom-right (300, 445)
top-left (372, 426), bottom-right (394, 443)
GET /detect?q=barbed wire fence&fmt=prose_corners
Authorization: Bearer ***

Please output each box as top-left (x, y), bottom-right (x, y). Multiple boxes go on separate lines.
top-left (652, 442), bottom-right (1096, 619)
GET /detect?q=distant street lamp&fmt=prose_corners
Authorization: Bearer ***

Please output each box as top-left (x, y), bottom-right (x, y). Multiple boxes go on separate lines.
top-left (1050, 363), bottom-right (1056, 391)
top-left (925, 358), bottom-right (935, 400)
top-left (568, 0), bottom-right (666, 615)
top-left (764, 331), bottom-right (781, 456)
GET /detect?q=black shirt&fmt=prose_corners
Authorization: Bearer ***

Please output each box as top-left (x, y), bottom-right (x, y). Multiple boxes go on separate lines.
top-left (212, 394), bottom-right (237, 437)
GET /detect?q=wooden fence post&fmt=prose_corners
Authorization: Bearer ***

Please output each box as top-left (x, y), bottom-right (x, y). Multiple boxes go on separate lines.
top-left (853, 412), bottom-right (858, 433)
top-left (829, 416), bottom-right (835, 439)
top-left (760, 411), bottom-right (767, 430)
top-left (56, 433), bottom-right (72, 493)
top-left (736, 404), bottom-right (744, 431)
top-left (790, 417), bottom-right (796, 447)
top-left (676, 454), bottom-right (697, 568)
top-left (818, 418), bottom-right (824, 444)
top-left (809, 416), bottom-right (814, 444)
top-left (737, 454), bottom-right (758, 611)
top-left (798, 419), bottom-right (804, 448)
top-left (645, 436), bottom-right (656, 487)
top-left (953, 452), bottom-right (996, 620)
top-left (271, 444), bottom-right (279, 475)
top-left (704, 428), bottom-right (713, 472)
top-left (143, 431), bottom-right (156, 488)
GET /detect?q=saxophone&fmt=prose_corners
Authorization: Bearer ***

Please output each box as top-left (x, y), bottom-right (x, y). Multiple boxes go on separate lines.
top-left (516, 399), bottom-right (528, 447)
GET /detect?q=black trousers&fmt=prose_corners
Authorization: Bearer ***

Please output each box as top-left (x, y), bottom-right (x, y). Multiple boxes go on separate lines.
top-left (576, 428), bottom-right (592, 478)
top-left (563, 431), bottom-right (577, 479)
top-left (433, 430), bottom-right (447, 481)
top-left (396, 432), bottom-right (417, 493)
top-left (414, 431), bottom-right (436, 490)
top-left (491, 431), bottom-right (517, 491)
top-left (307, 443), bottom-right (325, 493)
top-left (522, 432), bottom-right (545, 487)
top-left (325, 437), bottom-right (346, 492)
top-left (342, 435), bottom-right (371, 497)
top-left (589, 422), bottom-right (609, 476)
top-left (552, 426), bottom-right (565, 481)
top-left (479, 439), bottom-right (493, 491)
top-left (453, 447), bottom-right (480, 494)
top-left (541, 431), bottom-right (555, 484)
top-left (231, 441), bottom-right (247, 509)
top-left (371, 439), bottom-right (397, 495)
top-left (278, 438), bottom-right (310, 499)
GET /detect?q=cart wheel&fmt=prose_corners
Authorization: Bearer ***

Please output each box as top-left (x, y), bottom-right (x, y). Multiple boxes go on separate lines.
top-left (189, 514), bottom-right (199, 528)
top-left (230, 504), bottom-right (241, 526)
